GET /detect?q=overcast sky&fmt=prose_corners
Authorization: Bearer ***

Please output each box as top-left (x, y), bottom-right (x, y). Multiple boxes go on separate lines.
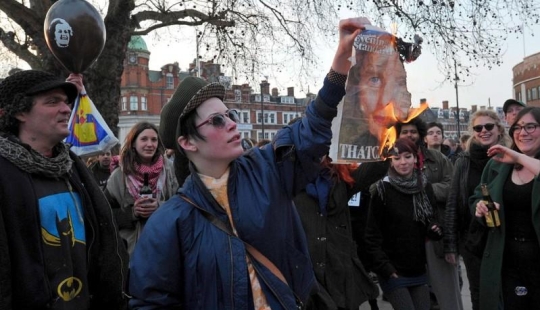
top-left (144, 16), bottom-right (540, 111)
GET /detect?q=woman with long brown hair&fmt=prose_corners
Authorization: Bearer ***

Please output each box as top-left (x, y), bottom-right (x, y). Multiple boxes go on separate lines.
top-left (105, 121), bottom-right (178, 255)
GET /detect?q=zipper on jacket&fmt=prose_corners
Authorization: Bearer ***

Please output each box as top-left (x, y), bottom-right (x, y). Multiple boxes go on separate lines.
top-left (228, 235), bottom-right (235, 309)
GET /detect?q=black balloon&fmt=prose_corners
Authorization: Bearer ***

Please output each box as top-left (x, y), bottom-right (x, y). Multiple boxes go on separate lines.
top-left (44, 0), bottom-right (106, 73)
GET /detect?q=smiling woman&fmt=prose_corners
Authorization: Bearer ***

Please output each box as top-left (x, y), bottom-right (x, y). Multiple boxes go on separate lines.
top-left (104, 121), bottom-right (178, 255)
top-left (470, 107), bottom-right (540, 310)
top-left (443, 108), bottom-right (510, 310)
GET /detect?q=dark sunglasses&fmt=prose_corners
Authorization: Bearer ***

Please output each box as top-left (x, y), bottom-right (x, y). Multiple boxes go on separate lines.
top-left (472, 123), bottom-right (495, 133)
top-left (195, 110), bottom-right (239, 129)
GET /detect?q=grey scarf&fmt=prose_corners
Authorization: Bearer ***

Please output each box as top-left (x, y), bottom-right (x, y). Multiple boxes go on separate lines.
top-left (0, 135), bottom-right (72, 178)
top-left (377, 168), bottom-right (433, 224)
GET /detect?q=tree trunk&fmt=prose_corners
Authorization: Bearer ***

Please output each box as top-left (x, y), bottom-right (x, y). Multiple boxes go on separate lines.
top-left (80, 1), bottom-right (134, 134)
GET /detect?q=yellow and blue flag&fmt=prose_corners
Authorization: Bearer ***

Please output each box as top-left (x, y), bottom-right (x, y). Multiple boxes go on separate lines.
top-left (64, 94), bottom-right (118, 156)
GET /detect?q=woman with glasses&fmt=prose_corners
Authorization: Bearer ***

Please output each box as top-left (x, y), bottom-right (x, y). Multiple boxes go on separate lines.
top-left (128, 18), bottom-right (372, 309)
top-left (444, 110), bottom-right (510, 310)
top-left (105, 122), bottom-right (178, 255)
top-left (471, 107), bottom-right (540, 310)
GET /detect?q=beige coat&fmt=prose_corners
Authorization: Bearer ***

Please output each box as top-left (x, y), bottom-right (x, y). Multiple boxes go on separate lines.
top-left (105, 157), bottom-right (178, 254)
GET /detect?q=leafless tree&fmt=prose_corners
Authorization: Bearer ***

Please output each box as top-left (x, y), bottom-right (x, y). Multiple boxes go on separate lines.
top-left (0, 0), bottom-right (538, 129)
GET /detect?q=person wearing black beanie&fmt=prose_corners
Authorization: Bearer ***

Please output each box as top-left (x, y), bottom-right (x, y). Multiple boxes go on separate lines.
top-left (0, 70), bottom-right (128, 309)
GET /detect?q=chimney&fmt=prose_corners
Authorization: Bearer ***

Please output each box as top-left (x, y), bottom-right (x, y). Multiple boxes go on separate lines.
top-left (260, 80), bottom-right (270, 95)
top-left (420, 98), bottom-right (427, 104)
top-left (471, 105), bottom-right (477, 113)
top-left (287, 87), bottom-right (294, 97)
top-left (272, 87), bottom-right (279, 97)
top-left (442, 100), bottom-right (449, 109)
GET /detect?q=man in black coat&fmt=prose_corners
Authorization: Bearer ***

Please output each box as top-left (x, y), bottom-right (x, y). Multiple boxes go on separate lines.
top-left (0, 70), bottom-right (128, 309)
top-left (89, 150), bottom-right (112, 191)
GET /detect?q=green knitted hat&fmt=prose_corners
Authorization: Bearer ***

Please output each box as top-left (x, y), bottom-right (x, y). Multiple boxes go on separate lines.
top-left (159, 76), bottom-right (225, 149)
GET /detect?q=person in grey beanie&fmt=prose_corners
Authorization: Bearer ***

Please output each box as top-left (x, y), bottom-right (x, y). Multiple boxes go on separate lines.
top-left (0, 70), bottom-right (128, 309)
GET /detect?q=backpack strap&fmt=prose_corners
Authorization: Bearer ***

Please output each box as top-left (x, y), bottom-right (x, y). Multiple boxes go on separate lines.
top-left (180, 195), bottom-right (288, 285)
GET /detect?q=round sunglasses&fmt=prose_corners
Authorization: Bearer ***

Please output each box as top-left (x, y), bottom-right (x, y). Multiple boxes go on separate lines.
top-left (472, 123), bottom-right (495, 133)
top-left (195, 110), bottom-right (240, 129)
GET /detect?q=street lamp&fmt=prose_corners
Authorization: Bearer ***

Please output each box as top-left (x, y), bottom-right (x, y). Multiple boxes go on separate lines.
top-left (454, 61), bottom-right (461, 138)
top-left (260, 77), bottom-right (268, 140)
top-left (195, 30), bottom-right (201, 78)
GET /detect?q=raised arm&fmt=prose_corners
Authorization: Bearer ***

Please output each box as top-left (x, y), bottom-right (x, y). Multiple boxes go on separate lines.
top-left (487, 144), bottom-right (540, 176)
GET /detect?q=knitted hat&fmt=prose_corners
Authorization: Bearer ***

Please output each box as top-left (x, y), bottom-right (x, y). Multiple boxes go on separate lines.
top-left (159, 76), bottom-right (225, 148)
top-left (0, 70), bottom-right (78, 133)
top-left (502, 99), bottom-right (526, 114)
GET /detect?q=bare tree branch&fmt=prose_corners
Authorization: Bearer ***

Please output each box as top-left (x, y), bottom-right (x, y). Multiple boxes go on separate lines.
top-left (0, 0), bottom-right (538, 128)
top-left (0, 26), bottom-right (40, 68)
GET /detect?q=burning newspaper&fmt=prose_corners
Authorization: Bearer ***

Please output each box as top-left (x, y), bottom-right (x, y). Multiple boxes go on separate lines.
top-left (330, 25), bottom-right (426, 163)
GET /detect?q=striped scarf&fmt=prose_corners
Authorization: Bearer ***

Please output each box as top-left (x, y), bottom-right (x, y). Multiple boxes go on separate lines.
top-left (377, 167), bottom-right (433, 224)
top-left (0, 134), bottom-right (72, 178)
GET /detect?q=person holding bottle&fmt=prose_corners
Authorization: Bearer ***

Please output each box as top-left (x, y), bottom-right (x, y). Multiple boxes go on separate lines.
top-left (105, 121), bottom-right (178, 255)
top-left (444, 109), bottom-right (510, 310)
top-left (365, 137), bottom-right (442, 310)
top-left (472, 107), bottom-right (540, 310)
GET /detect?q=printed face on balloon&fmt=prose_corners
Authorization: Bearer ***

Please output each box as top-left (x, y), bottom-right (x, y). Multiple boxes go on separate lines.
top-left (49, 18), bottom-right (73, 48)
top-left (44, 0), bottom-right (106, 73)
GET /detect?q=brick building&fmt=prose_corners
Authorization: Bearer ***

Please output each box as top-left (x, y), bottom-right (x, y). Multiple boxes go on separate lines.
top-left (117, 36), bottom-right (312, 144)
top-left (118, 35), bottom-right (186, 143)
top-left (512, 51), bottom-right (540, 108)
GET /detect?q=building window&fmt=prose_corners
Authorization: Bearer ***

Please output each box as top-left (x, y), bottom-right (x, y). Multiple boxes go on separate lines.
top-left (283, 112), bottom-right (297, 124)
top-left (130, 95), bottom-right (138, 110)
top-left (533, 88), bottom-right (538, 100)
top-left (240, 110), bottom-right (250, 124)
top-left (258, 130), bottom-right (277, 141)
top-left (267, 112), bottom-right (276, 124)
top-left (527, 89), bottom-right (531, 101)
top-left (166, 73), bottom-right (174, 89)
top-left (141, 97), bottom-right (147, 111)
top-left (121, 97), bottom-right (127, 111)
top-left (240, 131), bottom-right (250, 139)
top-left (281, 96), bottom-right (294, 104)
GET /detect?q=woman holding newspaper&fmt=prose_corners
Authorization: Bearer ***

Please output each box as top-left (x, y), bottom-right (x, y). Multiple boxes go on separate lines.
top-left (128, 17), bottom-right (372, 309)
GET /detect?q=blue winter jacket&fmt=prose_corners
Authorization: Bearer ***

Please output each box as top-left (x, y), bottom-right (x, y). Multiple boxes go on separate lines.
top-left (128, 78), bottom-right (345, 310)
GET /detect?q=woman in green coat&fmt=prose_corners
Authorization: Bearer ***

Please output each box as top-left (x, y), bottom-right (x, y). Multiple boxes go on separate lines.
top-left (471, 107), bottom-right (540, 310)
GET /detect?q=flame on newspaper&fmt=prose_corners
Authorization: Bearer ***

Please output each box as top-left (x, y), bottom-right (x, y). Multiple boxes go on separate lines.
top-left (378, 101), bottom-right (429, 159)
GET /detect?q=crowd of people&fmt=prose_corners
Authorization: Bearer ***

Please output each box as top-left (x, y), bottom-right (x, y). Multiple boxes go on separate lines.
top-left (0, 17), bottom-right (539, 310)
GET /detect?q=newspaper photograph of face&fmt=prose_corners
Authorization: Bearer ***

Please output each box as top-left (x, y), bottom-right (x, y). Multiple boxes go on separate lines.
top-left (331, 26), bottom-right (425, 162)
